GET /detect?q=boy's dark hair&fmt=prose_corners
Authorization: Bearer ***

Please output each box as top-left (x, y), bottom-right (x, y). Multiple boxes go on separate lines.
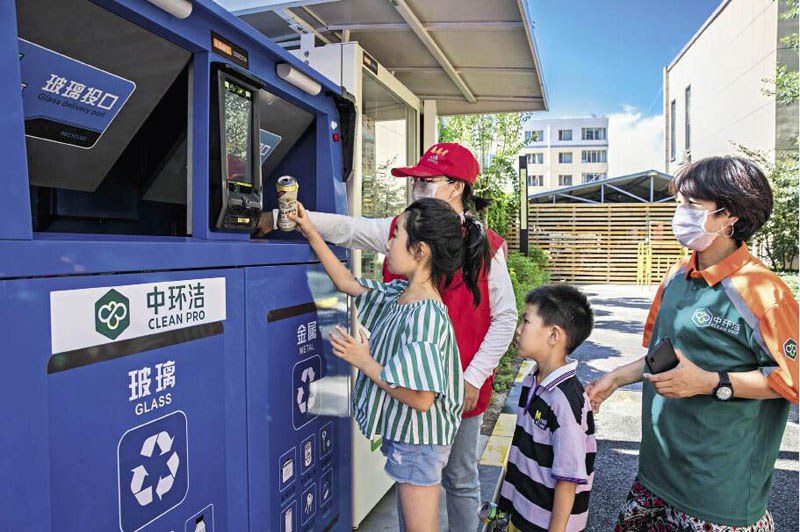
top-left (668, 156), bottom-right (773, 242)
top-left (403, 198), bottom-right (491, 307)
top-left (525, 285), bottom-right (593, 354)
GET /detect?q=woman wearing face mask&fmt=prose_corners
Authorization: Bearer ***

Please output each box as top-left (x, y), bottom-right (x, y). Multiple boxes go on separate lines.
top-left (587, 156), bottom-right (798, 532)
top-left (255, 143), bottom-right (517, 532)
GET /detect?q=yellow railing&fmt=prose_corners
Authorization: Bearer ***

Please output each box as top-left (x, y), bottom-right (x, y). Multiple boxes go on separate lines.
top-left (636, 241), bottom-right (689, 285)
top-left (507, 203), bottom-right (684, 284)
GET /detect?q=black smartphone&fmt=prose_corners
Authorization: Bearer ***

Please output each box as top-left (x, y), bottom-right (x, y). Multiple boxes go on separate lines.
top-left (646, 337), bottom-right (679, 374)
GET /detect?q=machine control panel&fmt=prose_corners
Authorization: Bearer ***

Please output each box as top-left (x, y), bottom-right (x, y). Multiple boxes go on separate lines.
top-left (209, 64), bottom-right (263, 232)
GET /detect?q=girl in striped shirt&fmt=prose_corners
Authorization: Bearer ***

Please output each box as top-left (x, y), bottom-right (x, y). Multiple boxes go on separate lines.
top-left (290, 198), bottom-right (491, 531)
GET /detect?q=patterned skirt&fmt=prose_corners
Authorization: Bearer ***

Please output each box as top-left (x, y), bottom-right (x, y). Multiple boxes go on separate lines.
top-left (615, 479), bottom-right (774, 532)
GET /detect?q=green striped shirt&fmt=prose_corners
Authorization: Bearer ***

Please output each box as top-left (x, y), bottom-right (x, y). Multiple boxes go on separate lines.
top-left (353, 278), bottom-right (464, 445)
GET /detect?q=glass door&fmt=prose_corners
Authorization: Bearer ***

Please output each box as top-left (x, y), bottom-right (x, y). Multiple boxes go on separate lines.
top-left (360, 72), bottom-right (416, 280)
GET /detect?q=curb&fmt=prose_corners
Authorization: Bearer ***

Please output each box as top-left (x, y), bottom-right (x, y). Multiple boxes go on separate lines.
top-left (476, 359), bottom-right (536, 531)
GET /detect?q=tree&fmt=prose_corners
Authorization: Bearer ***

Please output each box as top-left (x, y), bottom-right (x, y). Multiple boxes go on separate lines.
top-left (742, 0), bottom-right (799, 272)
top-left (362, 155), bottom-right (404, 220)
top-left (763, 0), bottom-right (799, 105)
top-left (439, 113), bottom-right (531, 236)
top-left (738, 145), bottom-right (799, 271)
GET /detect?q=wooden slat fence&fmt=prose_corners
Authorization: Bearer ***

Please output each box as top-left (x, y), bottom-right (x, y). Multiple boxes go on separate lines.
top-left (508, 203), bottom-right (687, 284)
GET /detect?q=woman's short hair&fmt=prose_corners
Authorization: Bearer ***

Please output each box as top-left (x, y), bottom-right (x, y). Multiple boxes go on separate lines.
top-left (669, 156), bottom-right (773, 242)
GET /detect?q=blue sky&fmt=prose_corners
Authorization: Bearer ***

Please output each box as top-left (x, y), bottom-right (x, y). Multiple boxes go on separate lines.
top-left (528, 0), bottom-right (721, 118)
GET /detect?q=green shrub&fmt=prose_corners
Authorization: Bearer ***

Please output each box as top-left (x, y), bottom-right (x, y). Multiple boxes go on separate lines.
top-left (778, 271), bottom-right (798, 300)
top-left (493, 250), bottom-right (549, 394)
top-left (506, 250), bottom-right (549, 313)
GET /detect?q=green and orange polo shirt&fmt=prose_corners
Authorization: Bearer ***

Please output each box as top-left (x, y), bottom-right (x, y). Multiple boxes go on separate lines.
top-left (639, 244), bottom-right (798, 526)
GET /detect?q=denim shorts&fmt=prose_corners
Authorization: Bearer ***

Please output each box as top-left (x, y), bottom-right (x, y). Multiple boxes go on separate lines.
top-left (380, 438), bottom-right (452, 487)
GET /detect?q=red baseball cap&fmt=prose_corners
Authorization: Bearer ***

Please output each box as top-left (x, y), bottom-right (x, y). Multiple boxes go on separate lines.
top-left (391, 142), bottom-right (480, 185)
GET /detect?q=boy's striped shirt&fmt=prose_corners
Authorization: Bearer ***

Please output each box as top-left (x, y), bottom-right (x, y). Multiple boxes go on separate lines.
top-left (498, 361), bottom-right (596, 532)
top-left (352, 278), bottom-right (464, 445)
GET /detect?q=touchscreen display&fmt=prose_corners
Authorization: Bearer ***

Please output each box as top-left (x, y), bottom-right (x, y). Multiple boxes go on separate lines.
top-left (224, 80), bottom-right (253, 183)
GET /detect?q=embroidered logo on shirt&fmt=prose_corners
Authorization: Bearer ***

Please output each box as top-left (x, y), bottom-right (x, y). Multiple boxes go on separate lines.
top-left (533, 409), bottom-right (548, 430)
top-left (691, 307), bottom-right (741, 336)
top-left (784, 339), bottom-right (798, 361)
top-left (691, 308), bottom-right (713, 328)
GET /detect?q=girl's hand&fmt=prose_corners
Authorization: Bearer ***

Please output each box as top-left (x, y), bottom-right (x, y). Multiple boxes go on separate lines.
top-left (287, 202), bottom-right (316, 238)
top-left (329, 325), bottom-right (372, 371)
top-left (644, 349), bottom-right (717, 398)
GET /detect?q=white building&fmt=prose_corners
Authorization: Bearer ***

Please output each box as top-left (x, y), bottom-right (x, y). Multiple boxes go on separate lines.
top-left (664, 0), bottom-right (798, 173)
top-left (520, 117), bottom-right (609, 193)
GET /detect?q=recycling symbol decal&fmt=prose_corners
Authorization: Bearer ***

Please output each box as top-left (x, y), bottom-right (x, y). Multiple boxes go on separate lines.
top-left (118, 411), bottom-right (188, 532)
top-left (297, 366), bottom-right (317, 414)
top-left (292, 356), bottom-right (321, 430)
top-left (130, 431), bottom-right (180, 506)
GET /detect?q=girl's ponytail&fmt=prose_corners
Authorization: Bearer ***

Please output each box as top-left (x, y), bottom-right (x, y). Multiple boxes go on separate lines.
top-left (460, 214), bottom-right (491, 307)
top-left (402, 198), bottom-right (492, 308)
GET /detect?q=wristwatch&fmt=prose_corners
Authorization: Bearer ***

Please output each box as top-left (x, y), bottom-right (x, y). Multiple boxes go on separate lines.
top-left (713, 371), bottom-right (733, 401)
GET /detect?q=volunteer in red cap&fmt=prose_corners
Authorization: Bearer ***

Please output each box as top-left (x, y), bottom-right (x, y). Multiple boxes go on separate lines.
top-left (256, 143), bottom-right (517, 531)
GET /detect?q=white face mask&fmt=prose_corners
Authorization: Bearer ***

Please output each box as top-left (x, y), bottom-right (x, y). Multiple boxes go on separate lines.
top-left (671, 206), bottom-right (728, 251)
top-left (411, 178), bottom-right (453, 202)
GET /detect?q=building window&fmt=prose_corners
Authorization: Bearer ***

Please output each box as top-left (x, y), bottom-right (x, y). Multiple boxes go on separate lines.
top-left (582, 127), bottom-right (607, 141)
top-left (527, 175), bottom-right (544, 187)
top-left (582, 172), bottom-right (607, 183)
top-left (558, 175), bottom-right (573, 187)
top-left (685, 86), bottom-right (691, 153)
top-left (524, 130), bottom-right (543, 144)
top-left (670, 99), bottom-right (676, 161)
top-left (581, 150), bottom-right (607, 163)
top-left (558, 152), bottom-right (573, 164)
top-left (527, 152), bottom-right (543, 164)
top-left (558, 129), bottom-right (573, 141)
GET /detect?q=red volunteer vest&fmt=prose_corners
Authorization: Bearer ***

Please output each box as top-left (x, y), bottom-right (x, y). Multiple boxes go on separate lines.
top-left (382, 216), bottom-right (507, 417)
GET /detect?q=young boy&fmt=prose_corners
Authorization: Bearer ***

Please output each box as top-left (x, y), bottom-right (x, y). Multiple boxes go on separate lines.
top-left (498, 285), bottom-right (596, 532)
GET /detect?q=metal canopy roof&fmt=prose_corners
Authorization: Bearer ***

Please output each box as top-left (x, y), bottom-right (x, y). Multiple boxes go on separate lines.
top-left (529, 170), bottom-right (675, 204)
top-left (216, 0), bottom-right (548, 115)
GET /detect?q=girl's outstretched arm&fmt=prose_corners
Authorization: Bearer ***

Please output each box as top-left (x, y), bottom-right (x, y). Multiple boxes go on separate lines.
top-left (290, 203), bottom-right (367, 298)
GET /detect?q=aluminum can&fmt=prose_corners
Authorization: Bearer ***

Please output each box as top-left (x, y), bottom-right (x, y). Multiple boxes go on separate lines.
top-left (276, 175), bottom-right (299, 231)
top-left (478, 501), bottom-right (506, 523)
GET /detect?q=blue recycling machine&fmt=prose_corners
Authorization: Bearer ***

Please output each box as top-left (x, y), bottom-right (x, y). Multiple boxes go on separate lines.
top-left (0, 1), bottom-right (356, 530)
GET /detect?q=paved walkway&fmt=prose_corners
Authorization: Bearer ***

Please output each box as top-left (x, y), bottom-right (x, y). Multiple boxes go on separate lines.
top-left (356, 284), bottom-right (799, 531)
